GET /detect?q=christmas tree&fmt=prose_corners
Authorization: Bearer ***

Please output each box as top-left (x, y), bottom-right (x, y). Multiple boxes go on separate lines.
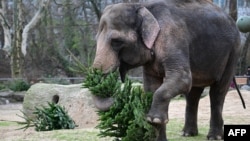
top-left (83, 69), bottom-right (156, 141)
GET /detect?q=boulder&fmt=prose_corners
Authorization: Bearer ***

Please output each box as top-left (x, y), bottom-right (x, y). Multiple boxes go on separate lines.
top-left (23, 83), bottom-right (98, 128)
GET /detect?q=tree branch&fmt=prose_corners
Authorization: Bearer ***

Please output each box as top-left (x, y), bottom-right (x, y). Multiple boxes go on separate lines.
top-left (21, 0), bottom-right (51, 55)
top-left (89, 0), bottom-right (101, 21)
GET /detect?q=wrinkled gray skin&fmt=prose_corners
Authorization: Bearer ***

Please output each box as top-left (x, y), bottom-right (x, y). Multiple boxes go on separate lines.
top-left (92, 0), bottom-right (241, 141)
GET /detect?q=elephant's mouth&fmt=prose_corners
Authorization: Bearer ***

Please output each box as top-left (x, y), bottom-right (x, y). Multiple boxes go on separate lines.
top-left (98, 61), bottom-right (127, 82)
top-left (98, 60), bottom-right (132, 82)
top-left (119, 61), bottom-right (133, 82)
top-left (92, 61), bottom-right (131, 111)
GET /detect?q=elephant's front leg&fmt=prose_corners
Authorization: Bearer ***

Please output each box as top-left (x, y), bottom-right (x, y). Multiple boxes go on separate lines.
top-left (146, 69), bottom-right (192, 141)
top-left (147, 69), bottom-right (192, 124)
top-left (143, 69), bottom-right (168, 141)
top-left (153, 123), bottom-right (167, 141)
top-left (146, 83), bottom-right (171, 124)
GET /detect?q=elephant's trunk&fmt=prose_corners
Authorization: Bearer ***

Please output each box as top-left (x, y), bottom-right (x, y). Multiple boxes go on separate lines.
top-left (92, 95), bottom-right (114, 111)
top-left (92, 30), bottom-right (119, 74)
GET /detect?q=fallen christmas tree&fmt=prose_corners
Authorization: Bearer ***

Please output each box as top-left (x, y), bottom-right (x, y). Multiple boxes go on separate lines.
top-left (18, 102), bottom-right (76, 131)
top-left (83, 69), bottom-right (156, 141)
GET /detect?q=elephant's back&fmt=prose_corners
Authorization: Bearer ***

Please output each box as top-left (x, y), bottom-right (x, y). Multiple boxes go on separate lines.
top-left (146, 0), bottom-right (241, 86)
top-left (146, 0), bottom-right (240, 58)
top-left (146, 0), bottom-right (240, 43)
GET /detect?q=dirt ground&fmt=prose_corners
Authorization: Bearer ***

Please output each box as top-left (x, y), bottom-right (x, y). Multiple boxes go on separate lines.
top-left (0, 89), bottom-right (250, 140)
top-left (168, 89), bottom-right (250, 125)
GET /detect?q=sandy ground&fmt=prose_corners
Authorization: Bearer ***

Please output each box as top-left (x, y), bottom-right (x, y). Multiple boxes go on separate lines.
top-left (0, 89), bottom-right (249, 140)
top-left (168, 90), bottom-right (250, 125)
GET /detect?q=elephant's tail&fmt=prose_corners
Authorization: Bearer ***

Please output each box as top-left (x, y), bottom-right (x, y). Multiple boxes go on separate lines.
top-left (233, 77), bottom-right (246, 109)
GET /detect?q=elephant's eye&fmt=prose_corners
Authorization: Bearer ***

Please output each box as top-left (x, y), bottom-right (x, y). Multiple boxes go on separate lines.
top-left (111, 38), bottom-right (124, 51)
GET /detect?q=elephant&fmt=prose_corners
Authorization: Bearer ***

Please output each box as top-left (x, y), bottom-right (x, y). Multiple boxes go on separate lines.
top-left (92, 0), bottom-right (241, 141)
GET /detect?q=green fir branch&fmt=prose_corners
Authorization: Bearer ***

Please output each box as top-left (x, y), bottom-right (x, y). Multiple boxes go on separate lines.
top-left (83, 69), bottom-right (156, 141)
top-left (18, 102), bottom-right (77, 131)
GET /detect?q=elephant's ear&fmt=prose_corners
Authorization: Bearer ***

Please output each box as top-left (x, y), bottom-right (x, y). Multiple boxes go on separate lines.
top-left (138, 7), bottom-right (160, 49)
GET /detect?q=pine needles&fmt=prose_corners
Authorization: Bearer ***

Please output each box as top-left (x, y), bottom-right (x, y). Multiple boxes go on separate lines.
top-left (83, 69), bottom-right (121, 98)
top-left (83, 69), bottom-right (156, 141)
top-left (18, 102), bottom-right (76, 131)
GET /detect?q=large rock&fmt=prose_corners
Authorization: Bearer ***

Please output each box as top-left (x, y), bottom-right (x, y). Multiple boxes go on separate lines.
top-left (23, 83), bottom-right (98, 128)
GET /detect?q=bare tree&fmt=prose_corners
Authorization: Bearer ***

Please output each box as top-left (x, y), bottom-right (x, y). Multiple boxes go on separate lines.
top-left (21, 0), bottom-right (51, 56)
top-left (11, 0), bottom-right (24, 78)
top-left (0, 0), bottom-right (11, 54)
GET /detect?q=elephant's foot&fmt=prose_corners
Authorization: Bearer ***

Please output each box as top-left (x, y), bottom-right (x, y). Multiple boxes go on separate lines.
top-left (146, 116), bottom-right (169, 124)
top-left (207, 129), bottom-right (224, 140)
top-left (146, 99), bottom-right (170, 124)
top-left (146, 108), bottom-right (169, 124)
top-left (182, 128), bottom-right (198, 136)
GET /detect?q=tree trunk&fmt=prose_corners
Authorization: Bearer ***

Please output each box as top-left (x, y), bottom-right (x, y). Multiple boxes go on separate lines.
top-left (89, 0), bottom-right (101, 21)
top-left (229, 0), bottom-right (237, 21)
top-left (11, 0), bottom-right (24, 78)
top-left (0, 0), bottom-right (11, 54)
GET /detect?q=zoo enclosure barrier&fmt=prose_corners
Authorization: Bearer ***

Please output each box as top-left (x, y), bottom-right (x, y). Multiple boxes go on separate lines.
top-left (0, 76), bottom-right (248, 86)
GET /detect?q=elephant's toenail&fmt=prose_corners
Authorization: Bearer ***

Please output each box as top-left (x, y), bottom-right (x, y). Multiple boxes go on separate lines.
top-left (146, 117), bottom-right (152, 122)
top-left (153, 118), bottom-right (161, 123)
top-left (216, 136), bottom-right (222, 140)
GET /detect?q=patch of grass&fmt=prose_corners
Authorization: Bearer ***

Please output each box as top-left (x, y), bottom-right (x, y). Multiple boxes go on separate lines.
top-left (167, 119), bottom-right (209, 141)
top-left (0, 121), bottom-right (18, 127)
top-left (0, 119), bottom-right (214, 141)
top-left (16, 129), bottom-right (112, 141)
top-left (51, 130), bottom-right (113, 141)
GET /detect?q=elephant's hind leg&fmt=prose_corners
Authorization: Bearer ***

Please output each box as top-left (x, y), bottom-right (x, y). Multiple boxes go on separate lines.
top-left (207, 83), bottom-right (227, 140)
top-left (182, 87), bottom-right (204, 136)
